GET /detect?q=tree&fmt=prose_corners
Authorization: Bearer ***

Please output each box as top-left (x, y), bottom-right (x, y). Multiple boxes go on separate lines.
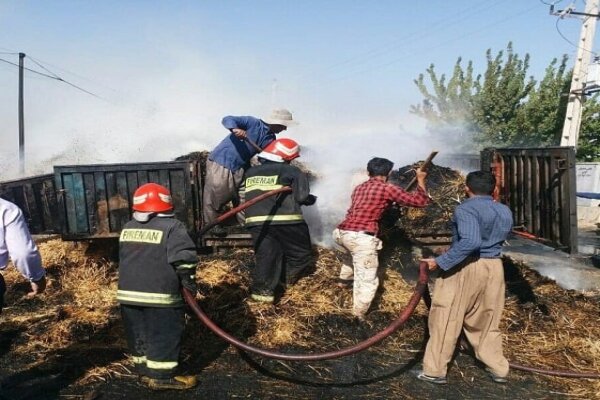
top-left (512, 55), bottom-right (570, 146)
top-left (411, 43), bottom-right (600, 160)
top-left (471, 43), bottom-right (535, 146)
top-left (579, 94), bottom-right (600, 161)
top-left (410, 58), bottom-right (477, 152)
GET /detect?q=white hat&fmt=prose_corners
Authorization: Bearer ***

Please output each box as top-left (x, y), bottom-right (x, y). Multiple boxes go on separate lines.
top-left (263, 108), bottom-right (297, 127)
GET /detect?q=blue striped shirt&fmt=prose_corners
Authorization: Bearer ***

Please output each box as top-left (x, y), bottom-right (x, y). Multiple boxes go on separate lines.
top-left (435, 195), bottom-right (513, 271)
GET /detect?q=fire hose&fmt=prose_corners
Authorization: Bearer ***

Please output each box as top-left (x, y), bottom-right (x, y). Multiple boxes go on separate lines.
top-left (186, 186), bottom-right (600, 376)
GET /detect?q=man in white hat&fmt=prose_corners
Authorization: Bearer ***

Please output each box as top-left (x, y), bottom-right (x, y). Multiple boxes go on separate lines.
top-left (202, 109), bottom-right (297, 236)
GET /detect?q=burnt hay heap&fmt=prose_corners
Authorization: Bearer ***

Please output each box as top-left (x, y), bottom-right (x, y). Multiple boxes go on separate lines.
top-left (388, 162), bottom-right (466, 237)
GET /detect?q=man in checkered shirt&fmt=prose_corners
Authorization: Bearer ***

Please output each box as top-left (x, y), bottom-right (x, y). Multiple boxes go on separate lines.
top-left (333, 157), bottom-right (430, 319)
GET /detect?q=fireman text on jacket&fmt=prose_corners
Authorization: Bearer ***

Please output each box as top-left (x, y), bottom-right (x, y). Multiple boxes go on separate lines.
top-left (120, 229), bottom-right (163, 244)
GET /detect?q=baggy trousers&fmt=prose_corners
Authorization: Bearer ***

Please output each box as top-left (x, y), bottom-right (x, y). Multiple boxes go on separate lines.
top-left (423, 258), bottom-right (509, 378)
top-left (202, 159), bottom-right (246, 225)
top-left (120, 305), bottom-right (185, 379)
top-left (248, 223), bottom-right (312, 294)
top-left (332, 228), bottom-right (383, 316)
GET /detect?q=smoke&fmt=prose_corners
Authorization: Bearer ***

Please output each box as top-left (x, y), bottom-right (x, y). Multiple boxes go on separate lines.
top-left (298, 122), bottom-right (434, 247)
top-left (0, 46), bottom-right (446, 250)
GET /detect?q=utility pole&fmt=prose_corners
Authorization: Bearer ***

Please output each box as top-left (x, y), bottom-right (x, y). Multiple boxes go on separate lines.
top-left (559, 0), bottom-right (600, 147)
top-left (18, 52), bottom-right (25, 175)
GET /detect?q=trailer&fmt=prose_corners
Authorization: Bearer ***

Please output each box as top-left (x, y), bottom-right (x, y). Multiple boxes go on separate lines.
top-left (0, 173), bottom-right (60, 234)
top-left (481, 146), bottom-right (578, 253)
top-left (0, 147), bottom-right (580, 253)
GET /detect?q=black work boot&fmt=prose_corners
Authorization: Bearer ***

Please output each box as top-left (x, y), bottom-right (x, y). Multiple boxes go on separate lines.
top-left (144, 375), bottom-right (198, 390)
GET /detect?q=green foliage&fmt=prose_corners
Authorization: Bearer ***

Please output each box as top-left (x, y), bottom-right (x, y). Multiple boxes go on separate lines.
top-left (411, 42), bottom-right (600, 161)
top-left (513, 55), bottom-right (570, 146)
top-left (579, 94), bottom-right (600, 161)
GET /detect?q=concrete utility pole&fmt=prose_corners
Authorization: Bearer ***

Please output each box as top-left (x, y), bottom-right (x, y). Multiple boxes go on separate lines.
top-left (560, 0), bottom-right (600, 148)
top-left (18, 52), bottom-right (25, 175)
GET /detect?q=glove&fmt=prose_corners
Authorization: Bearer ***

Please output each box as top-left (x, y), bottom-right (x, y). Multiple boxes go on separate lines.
top-left (177, 269), bottom-right (198, 293)
top-left (303, 194), bottom-right (317, 206)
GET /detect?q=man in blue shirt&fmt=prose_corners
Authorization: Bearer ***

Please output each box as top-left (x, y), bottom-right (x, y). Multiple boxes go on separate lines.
top-left (202, 109), bottom-right (297, 235)
top-left (416, 171), bottom-right (513, 385)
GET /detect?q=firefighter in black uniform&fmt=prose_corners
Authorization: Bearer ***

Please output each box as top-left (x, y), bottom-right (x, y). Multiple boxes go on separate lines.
top-left (244, 138), bottom-right (317, 303)
top-left (117, 183), bottom-right (198, 390)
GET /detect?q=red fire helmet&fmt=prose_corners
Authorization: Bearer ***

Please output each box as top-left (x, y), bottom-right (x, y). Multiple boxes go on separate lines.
top-left (259, 138), bottom-right (300, 162)
top-left (132, 183), bottom-right (173, 213)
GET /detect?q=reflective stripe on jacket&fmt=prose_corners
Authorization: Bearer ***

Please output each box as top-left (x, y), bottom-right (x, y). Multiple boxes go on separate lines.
top-left (243, 161), bottom-right (311, 227)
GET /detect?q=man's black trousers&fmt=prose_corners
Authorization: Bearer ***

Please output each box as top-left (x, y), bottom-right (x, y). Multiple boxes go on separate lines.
top-left (120, 305), bottom-right (184, 379)
top-left (248, 222), bottom-right (312, 294)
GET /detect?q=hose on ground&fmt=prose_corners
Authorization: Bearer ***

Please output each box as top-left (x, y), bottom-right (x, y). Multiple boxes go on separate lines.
top-left (191, 186), bottom-right (600, 377)
top-left (183, 260), bottom-right (429, 361)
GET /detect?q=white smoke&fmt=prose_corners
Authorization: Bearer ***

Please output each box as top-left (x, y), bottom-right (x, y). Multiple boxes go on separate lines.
top-left (0, 47), bottom-right (445, 249)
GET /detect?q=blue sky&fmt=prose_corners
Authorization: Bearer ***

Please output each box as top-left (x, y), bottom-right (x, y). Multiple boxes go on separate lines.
top-left (0, 0), bottom-right (588, 180)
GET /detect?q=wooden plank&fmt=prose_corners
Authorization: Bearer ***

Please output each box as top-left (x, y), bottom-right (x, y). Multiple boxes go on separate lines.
top-left (114, 172), bottom-right (131, 230)
top-left (83, 173), bottom-right (97, 235)
top-left (105, 172), bottom-right (118, 232)
top-left (169, 170), bottom-right (190, 230)
top-left (72, 173), bottom-right (88, 234)
top-left (94, 172), bottom-right (110, 236)
top-left (137, 170), bottom-right (149, 186)
top-left (523, 156), bottom-right (532, 233)
top-left (530, 156), bottom-right (540, 236)
top-left (62, 174), bottom-right (78, 234)
top-left (126, 171), bottom-right (139, 201)
top-left (30, 182), bottom-right (46, 232)
top-left (40, 180), bottom-right (56, 232)
top-left (159, 169), bottom-right (170, 189)
top-left (516, 154), bottom-right (524, 227)
top-left (148, 170), bottom-right (160, 184)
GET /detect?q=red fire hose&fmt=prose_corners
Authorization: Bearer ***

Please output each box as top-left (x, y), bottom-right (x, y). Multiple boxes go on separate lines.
top-left (183, 261), bottom-right (429, 361)
top-left (188, 186), bottom-right (600, 377)
top-left (199, 186), bottom-right (292, 236)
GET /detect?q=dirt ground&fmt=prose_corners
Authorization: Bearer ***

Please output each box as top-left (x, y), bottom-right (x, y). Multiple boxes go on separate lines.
top-left (0, 237), bottom-right (598, 400)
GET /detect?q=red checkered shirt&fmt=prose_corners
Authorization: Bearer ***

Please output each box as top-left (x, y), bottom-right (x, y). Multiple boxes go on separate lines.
top-left (337, 177), bottom-right (430, 235)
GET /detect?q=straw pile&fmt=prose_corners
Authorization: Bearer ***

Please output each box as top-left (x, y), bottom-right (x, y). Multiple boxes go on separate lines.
top-left (0, 239), bottom-right (127, 386)
top-left (502, 259), bottom-right (600, 398)
top-left (388, 162), bottom-right (465, 237)
top-left (2, 237), bottom-right (599, 397)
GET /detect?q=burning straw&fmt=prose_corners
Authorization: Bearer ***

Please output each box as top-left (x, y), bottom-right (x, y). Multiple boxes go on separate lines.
top-left (388, 162), bottom-right (465, 236)
top-left (2, 230), bottom-right (599, 397)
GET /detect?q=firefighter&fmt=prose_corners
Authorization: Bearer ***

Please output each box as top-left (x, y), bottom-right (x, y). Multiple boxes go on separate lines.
top-left (333, 158), bottom-right (430, 319)
top-left (0, 198), bottom-right (46, 313)
top-left (117, 183), bottom-right (198, 390)
top-left (243, 138), bottom-right (316, 303)
top-left (202, 109), bottom-right (297, 236)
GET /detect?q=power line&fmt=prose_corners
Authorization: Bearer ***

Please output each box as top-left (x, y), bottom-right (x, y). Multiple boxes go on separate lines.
top-left (555, 14), bottom-right (599, 56)
top-left (295, 0), bottom-right (509, 83)
top-left (304, 3), bottom-right (540, 89)
top-left (27, 56), bottom-right (61, 79)
top-left (0, 56), bottom-right (105, 100)
top-left (26, 54), bottom-right (119, 94)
